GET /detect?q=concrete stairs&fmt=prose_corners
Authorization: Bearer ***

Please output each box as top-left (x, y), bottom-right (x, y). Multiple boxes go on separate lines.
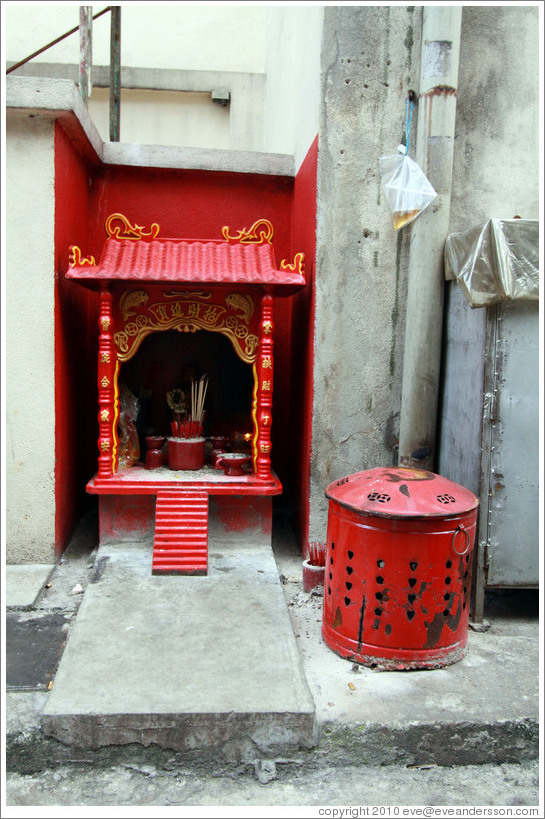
top-left (152, 489), bottom-right (209, 575)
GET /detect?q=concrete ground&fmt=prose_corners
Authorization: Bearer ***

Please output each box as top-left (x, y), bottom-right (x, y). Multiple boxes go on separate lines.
top-left (4, 507), bottom-right (542, 810)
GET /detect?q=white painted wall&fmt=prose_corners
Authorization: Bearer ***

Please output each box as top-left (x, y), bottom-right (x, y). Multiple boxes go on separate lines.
top-left (5, 112), bottom-right (56, 563)
top-left (263, 6), bottom-right (323, 169)
top-left (88, 88), bottom-right (231, 150)
top-left (5, 5), bottom-right (266, 73)
top-left (5, 4), bottom-right (321, 157)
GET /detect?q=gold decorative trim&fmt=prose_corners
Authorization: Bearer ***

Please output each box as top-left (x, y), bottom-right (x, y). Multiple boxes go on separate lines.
top-left (225, 293), bottom-right (254, 323)
top-left (114, 296), bottom-right (259, 364)
top-left (221, 218), bottom-right (274, 244)
top-left (119, 290), bottom-right (149, 321)
top-left (163, 290), bottom-right (212, 300)
top-left (105, 212), bottom-right (160, 241)
top-left (280, 252), bottom-right (305, 277)
top-left (69, 245), bottom-right (96, 267)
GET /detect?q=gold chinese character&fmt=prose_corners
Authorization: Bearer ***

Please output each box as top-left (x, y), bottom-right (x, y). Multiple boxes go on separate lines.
top-left (203, 306), bottom-right (220, 323)
top-left (260, 443), bottom-right (271, 454)
top-left (100, 352), bottom-right (111, 363)
top-left (101, 376), bottom-right (110, 388)
top-left (170, 301), bottom-right (183, 317)
top-left (188, 302), bottom-right (200, 318)
top-left (100, 317), bottom-right (111, 331)
top-left (262, 381), bottom-right (271, 391)
top-left (262, 414), bottom-right (271, 426)
top-left (262, 356), bottom-right (272, 369)
top-left (263, 321), bottom-right (272, 335)
top-left (100, 440), bottom-right (111, 451)
top-left (100, 410), bottom-right (110, 422)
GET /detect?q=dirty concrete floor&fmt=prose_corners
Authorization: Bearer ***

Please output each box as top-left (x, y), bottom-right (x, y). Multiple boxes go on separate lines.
top-left (5, 759), bottom-right (540, 808)
top-left (4, 506), bottom-right (542, 811)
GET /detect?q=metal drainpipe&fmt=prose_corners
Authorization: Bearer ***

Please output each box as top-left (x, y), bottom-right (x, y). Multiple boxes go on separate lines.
top-left (398, 6), bottom-right (462, 472)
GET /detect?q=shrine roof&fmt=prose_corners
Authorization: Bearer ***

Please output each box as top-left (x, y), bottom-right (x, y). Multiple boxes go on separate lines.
top-left (66, 237), bottom-right (305, 294)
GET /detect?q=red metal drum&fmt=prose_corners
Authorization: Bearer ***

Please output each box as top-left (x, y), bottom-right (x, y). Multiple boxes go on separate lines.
top-left (322, 467), bottom-right (479, 670)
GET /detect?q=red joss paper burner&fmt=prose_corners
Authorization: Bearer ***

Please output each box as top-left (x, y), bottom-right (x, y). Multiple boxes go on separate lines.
top-left (322, 467), bottom-right (479, 670)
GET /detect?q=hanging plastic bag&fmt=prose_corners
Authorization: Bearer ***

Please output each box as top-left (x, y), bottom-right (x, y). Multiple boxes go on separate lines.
top-left (379, 151), bottom-right (437, 230)
top-left (379, 94), bottom-right (437, 230)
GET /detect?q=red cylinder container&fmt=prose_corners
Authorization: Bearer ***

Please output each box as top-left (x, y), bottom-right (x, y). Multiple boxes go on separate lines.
top-left (322, 467), bottom-right (479, 670)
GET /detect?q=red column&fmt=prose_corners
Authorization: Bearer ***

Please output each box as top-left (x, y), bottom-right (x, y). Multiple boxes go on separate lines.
top-left (97, 285), bottom-right (118, 478)
top-left (254, 293), bottom-right (274, 481)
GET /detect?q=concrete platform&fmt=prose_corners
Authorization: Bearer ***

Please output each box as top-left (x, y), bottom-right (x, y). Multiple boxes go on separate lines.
top-left (42, 535), bottom-right (317, 757)
top-left (6, 564), bottom-right (55, 607)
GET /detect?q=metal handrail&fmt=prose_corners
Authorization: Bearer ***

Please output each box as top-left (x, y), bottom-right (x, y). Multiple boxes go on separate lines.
top-left (6, 6), bottom-right (121, 142)
top-left (6, 7), bottom-right (112, 75)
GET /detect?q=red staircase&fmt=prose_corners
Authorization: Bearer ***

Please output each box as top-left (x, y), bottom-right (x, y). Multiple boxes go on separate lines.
top-left (152, 489), bottom-right (209, 575)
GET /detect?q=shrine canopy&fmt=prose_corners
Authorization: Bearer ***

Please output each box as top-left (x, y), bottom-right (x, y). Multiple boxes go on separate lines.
top-left (66, 217), bottom-right (306, 297)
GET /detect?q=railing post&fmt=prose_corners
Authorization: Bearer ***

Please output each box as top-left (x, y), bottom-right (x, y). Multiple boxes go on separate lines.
top-left (110, 6), bottom-right (121, 141)
top-left (79, 6), bottom-right (93, 104)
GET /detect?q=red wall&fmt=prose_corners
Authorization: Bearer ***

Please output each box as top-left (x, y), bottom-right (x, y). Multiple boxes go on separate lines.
top-left (54, 122), bottom-right (99, 553)
top-left (288, 137), bottom-right (319, 555)
top-left (54, 130), bottom-right (317, 555)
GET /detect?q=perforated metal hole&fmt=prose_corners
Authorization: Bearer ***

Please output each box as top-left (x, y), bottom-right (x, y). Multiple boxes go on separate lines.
top-left (437, 493), bottom-right (456, 504)
top-left (407, 610), bottom-right (415, 621)
top-left (445, 576), bottom-right (452, 585)
top-left (377, 559), bottom-right (385, 568)
top-left (446, 560), bottom-right (452, 569)
top-left (375, 592), bottom-right (383, 600)
top-left (409, 561), bottom-right (418, 571)
top-left (408, 593), bottom-right (416, 604)
top-left (346, 581), bottom-right (352, 590)
top-left (368, 492), bottom-right (391, 503)
top-left (347, 550), bottom-right (354, 560)
top-left (376, 575), bottom-right (384, 584)
top-left (374, 607), bottom-right (383, 616)
top-left (345, 597), bottom-right (351, 607)
top-left (346, 566), bottom-right (354, 575)
top-left (408, 577), bottom-right (417, 587)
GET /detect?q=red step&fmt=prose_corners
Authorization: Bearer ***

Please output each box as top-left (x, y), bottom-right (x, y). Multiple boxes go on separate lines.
top-left (152, 490), bottom-right (209, 575)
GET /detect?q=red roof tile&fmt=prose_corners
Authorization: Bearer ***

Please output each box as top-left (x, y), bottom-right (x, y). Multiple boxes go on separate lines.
top-left (66, 238), bottom-right (305, 292)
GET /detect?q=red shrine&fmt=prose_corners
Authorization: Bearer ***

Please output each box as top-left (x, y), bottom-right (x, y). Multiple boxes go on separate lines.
top-left (67, 214), bottom-right (305, 575)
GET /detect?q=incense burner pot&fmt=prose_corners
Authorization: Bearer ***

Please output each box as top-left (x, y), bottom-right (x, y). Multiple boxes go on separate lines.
top-left (167, 437), bottom-right (206, 471)
top-left (217, 452), bottom-right (252, 477)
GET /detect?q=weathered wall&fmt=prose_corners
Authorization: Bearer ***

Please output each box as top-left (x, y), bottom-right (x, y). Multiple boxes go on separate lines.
top-left (6, 112), bottom-right (56, 563)
top-left (309, 6), bottom-right (422, 542)
top-left (450, 5), bottom-right (539, 225)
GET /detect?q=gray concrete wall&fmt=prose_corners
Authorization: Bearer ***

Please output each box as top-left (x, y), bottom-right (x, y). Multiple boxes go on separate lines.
top-left (309, 4), bottom-right (540, 544)
top-left (450, 5), bottom-right (539, 226)
top-left (309, 6), bottom-right (422, 541)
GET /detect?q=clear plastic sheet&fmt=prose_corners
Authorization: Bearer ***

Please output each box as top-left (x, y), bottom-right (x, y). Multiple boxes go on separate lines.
top-left (444, 218), bottom-right (539, 308)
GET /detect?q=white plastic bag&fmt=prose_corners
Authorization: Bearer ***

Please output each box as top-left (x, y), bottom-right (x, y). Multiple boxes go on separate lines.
top-left (379, 152), bottom-right (437, 230)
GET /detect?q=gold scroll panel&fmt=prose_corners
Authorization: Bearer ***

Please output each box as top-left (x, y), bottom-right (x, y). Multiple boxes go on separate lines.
top-left (114, 292), bottom-right (258, 364)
